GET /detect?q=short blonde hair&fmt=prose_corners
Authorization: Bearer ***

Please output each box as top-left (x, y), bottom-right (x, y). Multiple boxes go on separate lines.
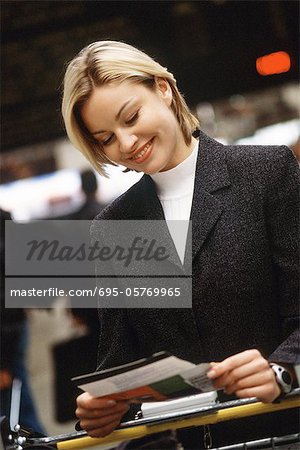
top-left (62, 41), bottom-right (199, 176)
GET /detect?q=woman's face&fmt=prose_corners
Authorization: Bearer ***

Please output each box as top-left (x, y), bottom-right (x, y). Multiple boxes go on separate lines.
top-left (81, 79), bottom-right (194, 174)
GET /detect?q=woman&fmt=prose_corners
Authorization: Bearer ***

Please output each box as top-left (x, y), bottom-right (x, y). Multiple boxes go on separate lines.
top-left (62, 41), bottom-right (299, 448)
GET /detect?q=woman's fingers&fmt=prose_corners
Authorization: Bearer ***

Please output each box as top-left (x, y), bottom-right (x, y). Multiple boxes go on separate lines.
top-left (77, 392), bottom-right (116, 410)
top-left (76, 399), bottom-right (129, 419)
top-left (207, 349), bottom-right (263, 380)
top-left (80, 410), bottom-right (128, 431)
top-left (207, 349), bottom-right (281, 402)
top-left (210, 354), bottom-right (269, 389)
top-left (224, 367), bottom-right (275, 394)
top-left (75, 391), bottom-right (130, 437)
top-left (76, 402), bottom-right (129, 420)
top-left (233, 380), bottom-right (281, 403)
top-left (86, 419), bottom-right (124, 438)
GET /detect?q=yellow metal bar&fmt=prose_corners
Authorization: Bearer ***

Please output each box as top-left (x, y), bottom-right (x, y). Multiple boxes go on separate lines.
top-left (57, 395), bottom-right (300, 450)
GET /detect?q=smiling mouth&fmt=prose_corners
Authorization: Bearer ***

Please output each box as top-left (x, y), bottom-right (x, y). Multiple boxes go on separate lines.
top-left (130, 139), bottom-right (153, 161)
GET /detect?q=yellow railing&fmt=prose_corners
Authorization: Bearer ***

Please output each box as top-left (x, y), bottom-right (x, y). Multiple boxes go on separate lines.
top-left (56, 393), bottom-right (300, 450)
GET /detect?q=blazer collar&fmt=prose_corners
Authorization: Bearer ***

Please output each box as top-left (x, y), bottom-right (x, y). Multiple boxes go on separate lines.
top-left (191, 130), bottom-right (231, 259)
top-left (194, 130), bottom-right (231, 194)
top-left (122, 174), bottom-right (164, 220)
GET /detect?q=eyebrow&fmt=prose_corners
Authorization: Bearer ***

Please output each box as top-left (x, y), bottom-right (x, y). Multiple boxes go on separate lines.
top-left (91, 98), bottom-right (133, 136)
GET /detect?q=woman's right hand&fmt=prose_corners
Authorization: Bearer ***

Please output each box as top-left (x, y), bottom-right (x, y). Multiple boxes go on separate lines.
top-left (76, 392), bottom-right (130, 437)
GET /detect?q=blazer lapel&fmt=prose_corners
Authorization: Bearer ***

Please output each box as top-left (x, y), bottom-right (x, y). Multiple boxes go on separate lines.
top-left (127, 175), bottom-right (183, 269)
top-left (129, 175), bottom-right (165, 220)
top-left (191, 131), bottom-right (231, 260)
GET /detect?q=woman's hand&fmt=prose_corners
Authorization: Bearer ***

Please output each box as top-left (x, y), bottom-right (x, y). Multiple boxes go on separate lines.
top-left (207, 349), bottom-right (281, 403)
top-left (76, 392), bottom-right (130, 437)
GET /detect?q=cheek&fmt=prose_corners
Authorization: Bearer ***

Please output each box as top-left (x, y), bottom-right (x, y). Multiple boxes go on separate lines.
top-left (102, 146), bottom-right (119, 163)
top-left (158, 109), bottom-right (178, 134)
top-left (141, 105), bottom-right (171, 132)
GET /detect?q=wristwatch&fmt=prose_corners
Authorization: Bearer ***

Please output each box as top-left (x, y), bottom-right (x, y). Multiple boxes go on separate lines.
top-left (270, 363), bottom-right (293, 402)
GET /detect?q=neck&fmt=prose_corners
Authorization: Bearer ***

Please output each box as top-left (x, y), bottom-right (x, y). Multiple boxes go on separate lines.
top-left (161, 135), bottom-right (198, 172)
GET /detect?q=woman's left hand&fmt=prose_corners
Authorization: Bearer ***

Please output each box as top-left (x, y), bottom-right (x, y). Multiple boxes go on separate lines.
top-left (207, 349), bottom-right (281, 403)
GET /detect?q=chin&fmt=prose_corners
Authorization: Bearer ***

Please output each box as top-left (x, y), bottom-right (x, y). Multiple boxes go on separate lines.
top-left (131, 155), bottom-right (169, 175)
top-left (143, 165), bottom-right (164, 175)
top-left (147, 159), bottom-right (171, 174)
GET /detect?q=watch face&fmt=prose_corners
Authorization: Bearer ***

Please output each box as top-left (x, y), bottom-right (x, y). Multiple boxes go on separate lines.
top-left (271, 364), bottom-right (292, 394)
top-left (282, 370), bottom-right (292, 385)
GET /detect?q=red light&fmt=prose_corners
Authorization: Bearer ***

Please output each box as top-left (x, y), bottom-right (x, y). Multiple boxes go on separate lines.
top-left (256, 51), bottom-right (291, 76)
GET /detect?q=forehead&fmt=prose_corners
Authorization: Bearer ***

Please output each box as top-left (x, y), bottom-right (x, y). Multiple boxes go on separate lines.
top-left (80, 81), bottom-right (152, 133)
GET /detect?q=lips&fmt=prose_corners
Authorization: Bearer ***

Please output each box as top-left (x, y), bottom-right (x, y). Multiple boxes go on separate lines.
top-left (129, 139), bottom-right (153, 162)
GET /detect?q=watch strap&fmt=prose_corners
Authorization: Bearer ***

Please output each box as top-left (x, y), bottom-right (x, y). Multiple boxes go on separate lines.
top-left (270, 363), bottom-right (292, 403)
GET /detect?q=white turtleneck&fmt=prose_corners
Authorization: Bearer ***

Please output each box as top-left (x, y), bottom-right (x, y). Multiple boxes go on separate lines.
top-left (150, 141), bottom-right (199, 263)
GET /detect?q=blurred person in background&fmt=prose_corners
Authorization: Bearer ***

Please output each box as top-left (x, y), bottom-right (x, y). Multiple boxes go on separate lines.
top-left (67, 169), bottom-right (104, 345)
top-left (60, 168), bottom-right (105, 332)
top-left (51, 169), bottom-right (104, 423)
top-left (61, 41), bottom-right (299, 449)
top-left (65, 169), bottom-right (106, 220)
top-left (0, 209), bottom-right (45, 435)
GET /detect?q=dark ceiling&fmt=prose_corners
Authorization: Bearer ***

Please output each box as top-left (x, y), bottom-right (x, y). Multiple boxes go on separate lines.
top-left (2, 0), bottom-right (299, 152)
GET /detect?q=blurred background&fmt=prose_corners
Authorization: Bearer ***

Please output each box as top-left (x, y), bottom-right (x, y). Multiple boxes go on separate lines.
top-left (1, 0), bottom-right (299, 436)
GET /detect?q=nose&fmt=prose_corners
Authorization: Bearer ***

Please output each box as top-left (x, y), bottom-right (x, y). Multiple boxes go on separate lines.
top-left (118, 131), bottom-right (138, 154)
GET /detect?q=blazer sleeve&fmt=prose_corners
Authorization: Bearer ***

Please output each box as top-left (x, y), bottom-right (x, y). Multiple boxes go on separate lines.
top-left (89, 218), bottom-right (139, 371)
top-left (96, 308), bottom-right (139, 370)
top-left (265, 146), bottom-right (300, 364)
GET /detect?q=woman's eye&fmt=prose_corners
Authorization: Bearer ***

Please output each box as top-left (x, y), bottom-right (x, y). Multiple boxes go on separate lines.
top-left (101, 135), bottom-right (114, 146)
top-left (125, 111), bottom-right (139, 125)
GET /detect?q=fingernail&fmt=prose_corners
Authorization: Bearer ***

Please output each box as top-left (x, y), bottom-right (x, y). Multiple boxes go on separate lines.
top-left (107, 400), bottom-right (117, 406)
top-left (207, 370), bottom-right (216, 379)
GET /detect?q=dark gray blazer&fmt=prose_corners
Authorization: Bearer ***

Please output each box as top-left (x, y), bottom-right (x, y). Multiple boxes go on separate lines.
top-left (91, 131), bottom-right (299, 445)
top-left (93, 130), bottom-right (299, 369)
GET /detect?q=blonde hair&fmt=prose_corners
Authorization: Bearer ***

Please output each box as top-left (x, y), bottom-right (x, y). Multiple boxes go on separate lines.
top-left (62, 40), bottom-right (199, 176)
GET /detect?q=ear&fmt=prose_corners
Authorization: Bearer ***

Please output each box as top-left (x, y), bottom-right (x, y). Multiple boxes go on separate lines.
top-left (155, 78), bottom-right (172, 106)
